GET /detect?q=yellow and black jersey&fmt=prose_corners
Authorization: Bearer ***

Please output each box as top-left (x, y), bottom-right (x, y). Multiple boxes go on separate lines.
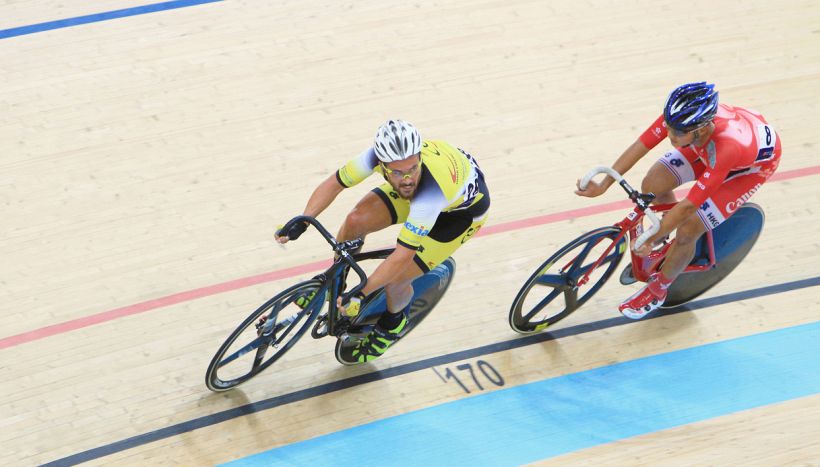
top-left (335, 140), bottom-right (489, 250)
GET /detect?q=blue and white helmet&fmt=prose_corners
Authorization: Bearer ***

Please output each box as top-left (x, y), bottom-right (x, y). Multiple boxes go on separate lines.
top-left (373, 119), bottom-right (422, 163)
top-left (663, 82), bottom-right (719, 132)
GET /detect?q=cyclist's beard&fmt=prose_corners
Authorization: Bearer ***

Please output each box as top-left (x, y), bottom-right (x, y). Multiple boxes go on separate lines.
top-left (394, 180), bottom-right (417, 199)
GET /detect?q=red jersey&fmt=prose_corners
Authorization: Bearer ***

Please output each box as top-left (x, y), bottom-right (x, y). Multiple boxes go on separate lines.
top-left (639, 104), bottom-right (781, 206)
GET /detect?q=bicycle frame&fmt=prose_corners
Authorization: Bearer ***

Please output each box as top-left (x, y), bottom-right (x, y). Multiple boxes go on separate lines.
top-left (308, 247), bottom-right (395, 340)
top-left (623, 203), bottom-right (717, 282)
top-left (573, 167), bottom-right (717, 287)
top-left (208, 215), bottom-right (450, 390)
top-left (508, 166), bottom-right (762, 335)
top-left (277, 215), bottom-right (371, 339)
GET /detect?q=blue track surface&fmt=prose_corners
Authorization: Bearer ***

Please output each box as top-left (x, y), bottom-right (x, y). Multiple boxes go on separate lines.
top-left (225, 320), bottom-right (820, 466)
top-left (45, 276), bottom-right (820, 465)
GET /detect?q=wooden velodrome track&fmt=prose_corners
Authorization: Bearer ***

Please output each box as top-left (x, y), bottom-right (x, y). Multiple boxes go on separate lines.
top-left (2, 0), bottom-right (819, 465)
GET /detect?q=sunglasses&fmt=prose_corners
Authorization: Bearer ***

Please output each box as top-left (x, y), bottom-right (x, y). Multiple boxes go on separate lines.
top-left (381, 162), bottom-right (421, 180)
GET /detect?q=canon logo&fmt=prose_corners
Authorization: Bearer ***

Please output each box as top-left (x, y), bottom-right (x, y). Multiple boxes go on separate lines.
top-left (726, 183), bottom-right (762, 213)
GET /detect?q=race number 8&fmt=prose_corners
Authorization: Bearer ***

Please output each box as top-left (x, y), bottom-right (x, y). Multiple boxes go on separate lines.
top-left (755, 124), bottom-right (776, 161)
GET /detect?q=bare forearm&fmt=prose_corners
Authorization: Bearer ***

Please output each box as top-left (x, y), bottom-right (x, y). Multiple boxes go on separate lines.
top-left (605, 139), bottom-right (651, 189)
top-left (361, 247), bottom-right (415, 295)
top-left (649, 199), bottom-right (697, 243)
top-left (303, 174), bottom-right (345, 218)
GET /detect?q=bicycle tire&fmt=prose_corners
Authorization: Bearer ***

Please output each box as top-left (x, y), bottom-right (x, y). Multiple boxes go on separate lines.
top-left (205, 278), bottom-right (324, 392)
top-left (509, 226), bottom-right (626, 334)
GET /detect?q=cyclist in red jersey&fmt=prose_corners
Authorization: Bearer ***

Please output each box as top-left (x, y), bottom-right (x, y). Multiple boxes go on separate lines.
top-left (575, 82), bottom-right (781, 319)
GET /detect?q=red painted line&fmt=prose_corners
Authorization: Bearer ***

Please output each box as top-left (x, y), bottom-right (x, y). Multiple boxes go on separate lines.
top-left (478, 199), bottom-right (633, 237)
top-left (0, 259), bottom-right (330, 350)
top-left (770, 164), bottom-right (820, 180)
top-left (478, 165), bottom-right (820, 237)
top-left (2, 165), bottom-right (818, 350)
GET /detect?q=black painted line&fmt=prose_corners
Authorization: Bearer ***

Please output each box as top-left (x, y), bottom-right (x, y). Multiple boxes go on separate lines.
top-left (43, 275), bottom-right (820, 466)
top-left (431, 366), bottom-right (447, 383)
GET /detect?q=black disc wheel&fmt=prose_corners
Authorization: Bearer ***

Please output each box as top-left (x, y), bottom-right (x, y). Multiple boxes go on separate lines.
top-left (509, 226), bottom-right (625, 334)
top-left (205, 279), bottom-right (324, 392)
top-left (335, 257), bottom-right (456, 365)
top-left (664, 203), bottom-right (764, 307)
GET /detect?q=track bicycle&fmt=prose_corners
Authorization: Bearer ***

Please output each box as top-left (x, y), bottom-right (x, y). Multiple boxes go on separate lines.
top-left (205, 216), bottom-right (456, 392)
top-left (509, 166), bottom-right (765, 334)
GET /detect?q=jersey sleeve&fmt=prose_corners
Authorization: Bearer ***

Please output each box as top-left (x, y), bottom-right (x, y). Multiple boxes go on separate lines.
top-left (335, 147), bottom-right (379, 188)
top-left (685, 140), bottom-right (742, 207)
top-left (396, 181), bottom-right (449, 250)
top-left (638, 114), bottom-right (668, 150)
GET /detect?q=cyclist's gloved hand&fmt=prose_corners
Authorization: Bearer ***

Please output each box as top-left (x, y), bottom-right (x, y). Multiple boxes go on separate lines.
top-left (339, 290), bottom-right (366, 318)
top-left (276, 220), bottom-right (309, 241)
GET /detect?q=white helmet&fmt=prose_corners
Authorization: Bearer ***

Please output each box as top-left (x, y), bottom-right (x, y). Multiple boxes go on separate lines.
top-left (373, 119), bottom-right (422, 163)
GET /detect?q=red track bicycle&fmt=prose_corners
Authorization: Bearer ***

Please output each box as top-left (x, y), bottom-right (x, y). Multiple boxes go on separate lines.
top-left (509, 166), bottom-right (765, 334)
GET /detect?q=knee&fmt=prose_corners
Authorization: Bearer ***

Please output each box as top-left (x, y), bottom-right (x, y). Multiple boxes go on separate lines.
top-left (343, 208), bottom-right (368, 235)
top-left (640, 175), bottom-right (655, 194)
top-left (642, 163), bottom-right (677, 197)
top-left (641, 173), bottom-right (670, 196)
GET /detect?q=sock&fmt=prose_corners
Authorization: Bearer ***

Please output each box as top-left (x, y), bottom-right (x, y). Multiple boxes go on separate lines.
top-left (377, 310), bottom-right (405, 331)
top-left (649, 272), bottom-right (673, 296)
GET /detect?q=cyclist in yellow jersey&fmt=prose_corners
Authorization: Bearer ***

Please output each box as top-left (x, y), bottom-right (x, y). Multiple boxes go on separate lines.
top-left (276, 120), bottom-right (490, 362)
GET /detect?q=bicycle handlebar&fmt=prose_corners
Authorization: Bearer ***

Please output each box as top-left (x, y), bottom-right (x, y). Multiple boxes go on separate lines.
top-left (578, 165), bottom-right (624, 190)
top-left (579, 166), bottom-right (661, 250)
top-left (279, 216), bottom-right (368, 295)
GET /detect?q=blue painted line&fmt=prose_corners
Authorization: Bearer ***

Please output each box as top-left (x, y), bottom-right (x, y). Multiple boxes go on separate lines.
top-left (43, 275), bottom-right (820, 465)
top-left (226, 320), bottom-right (820, 466)
top-left (0, 0), bottom-right (223, 40)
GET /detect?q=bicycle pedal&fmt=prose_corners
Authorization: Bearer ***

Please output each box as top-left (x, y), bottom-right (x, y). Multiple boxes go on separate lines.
top-left (340, 327), bottom-right (370, 343)
top-left (338, 334), bottom-right (360, 347)
top-left (339, 333), bottom-right (354, 344)
top-left (256, 315), bottom-right (275, 337)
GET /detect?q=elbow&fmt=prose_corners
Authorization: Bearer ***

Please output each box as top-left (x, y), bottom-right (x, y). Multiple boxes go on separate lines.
top-left (327, 174), bottom-right (346, 193)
